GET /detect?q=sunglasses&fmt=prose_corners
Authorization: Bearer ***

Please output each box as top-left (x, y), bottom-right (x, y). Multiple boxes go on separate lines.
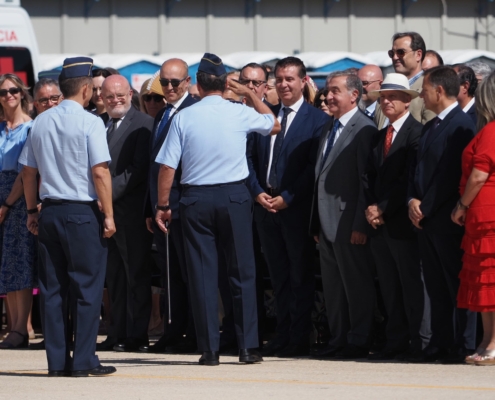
top-left (36, 94), bottom-right (62, 106)
top-left (0, 87), bottom-right (21, 97)
top-left (239, 79), bottom-right (267, 88)
top-left (388, 49), bottom-right (414, 59)
top-left (159, 77), bottom-right (187, 88)
top-left (143, 94), bottom-right (164, 103)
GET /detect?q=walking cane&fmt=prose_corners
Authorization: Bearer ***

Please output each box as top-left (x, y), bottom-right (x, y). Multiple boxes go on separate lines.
top-left (165, 220), bottom-right (172, 324)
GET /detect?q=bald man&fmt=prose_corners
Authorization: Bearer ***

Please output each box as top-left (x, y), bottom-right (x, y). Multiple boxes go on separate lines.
top-left (96, 75), bottom-right (155, 352)
top-left (357, 65), bottom-right (383, 119)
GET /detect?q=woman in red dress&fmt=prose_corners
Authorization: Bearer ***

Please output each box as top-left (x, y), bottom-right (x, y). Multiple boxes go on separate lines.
top-left (452, 70), bottom-right (495, 365)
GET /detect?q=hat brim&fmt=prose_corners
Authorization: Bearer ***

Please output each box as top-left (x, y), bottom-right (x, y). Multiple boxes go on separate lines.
top-left (368, 88), bottom-right (419, 99)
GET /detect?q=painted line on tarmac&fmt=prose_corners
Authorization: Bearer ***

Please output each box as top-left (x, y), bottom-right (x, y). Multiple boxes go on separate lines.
top-left (3, 370), bottom-right (494, 392)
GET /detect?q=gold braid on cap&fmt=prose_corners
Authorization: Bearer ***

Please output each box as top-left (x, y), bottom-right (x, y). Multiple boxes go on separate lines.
top-left (201, 57), bottom-right (222, 66)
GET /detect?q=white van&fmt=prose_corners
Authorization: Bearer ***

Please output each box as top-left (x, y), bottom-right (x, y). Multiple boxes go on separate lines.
top-left (0, 0), bottom-right (40, 87)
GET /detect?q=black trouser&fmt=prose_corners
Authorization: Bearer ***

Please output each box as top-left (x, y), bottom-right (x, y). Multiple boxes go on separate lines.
top-left (255, 207), bottom-right (315, 346)
top-left (106, 222), bottom-right (153, 342)
top-left (152, 218), bottom-right (195, 340)
top-left (418, 231), bottom-right (476, 350)
top-left (38, 201), bottom-right (106, 371)
top-left (370, 227), bottom-right (430, 352)
top-left (180, 183), bottom-right (259, 352)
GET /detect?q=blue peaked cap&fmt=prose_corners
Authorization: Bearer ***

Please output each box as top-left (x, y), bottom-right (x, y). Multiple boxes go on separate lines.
top-left (59, 57), bottom-right (94, 80)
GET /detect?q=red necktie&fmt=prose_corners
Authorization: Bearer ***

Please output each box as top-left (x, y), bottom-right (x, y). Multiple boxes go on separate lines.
top-left (383, 125), bottom-right (394, 158)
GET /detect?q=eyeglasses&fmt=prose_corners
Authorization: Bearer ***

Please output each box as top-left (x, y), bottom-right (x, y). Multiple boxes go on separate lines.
top-left (159, 77), bottom-right (187, 88)
top-left (361, 80), bottom-right (381, 87)
top-left (142, 94), bottom-right (164, 103)
top-left (239, 79), bottom-right (267, 88)
top-left (36, 94), bottom-right (62, 106)
top-left (104, 94), bottom-right (128, 101)
top-left (388, 49), bottom-right (414, 59)
top-left (0, 87), bottom-right (21, 97)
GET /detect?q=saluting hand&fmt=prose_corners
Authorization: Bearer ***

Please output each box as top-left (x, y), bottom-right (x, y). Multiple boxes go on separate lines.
top-left (156, 209), bottom-right (172, 233)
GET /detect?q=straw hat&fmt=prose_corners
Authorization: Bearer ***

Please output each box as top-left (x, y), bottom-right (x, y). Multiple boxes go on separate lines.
top-left (368, 73), bottom-right (419, 99)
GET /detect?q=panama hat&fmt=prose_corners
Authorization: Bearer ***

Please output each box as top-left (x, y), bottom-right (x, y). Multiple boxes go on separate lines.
top-left (368, 73), bottom-right (419, 99)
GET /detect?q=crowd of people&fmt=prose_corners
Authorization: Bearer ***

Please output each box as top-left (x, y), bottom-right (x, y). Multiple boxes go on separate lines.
top-left (1, 30), bottom-right (495, 376)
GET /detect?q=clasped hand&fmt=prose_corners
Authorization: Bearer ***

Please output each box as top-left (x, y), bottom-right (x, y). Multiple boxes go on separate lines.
top-left (256, 193), bottom-right (288, 213)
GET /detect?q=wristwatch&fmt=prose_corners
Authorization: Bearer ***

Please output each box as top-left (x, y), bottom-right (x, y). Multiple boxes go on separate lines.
top-left (27, 207), bottom-right (39, 214)
top-left (155, 204), bottom-right (171, 211)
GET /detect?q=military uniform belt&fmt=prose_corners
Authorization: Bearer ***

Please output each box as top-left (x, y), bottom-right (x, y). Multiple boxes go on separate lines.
top-left (182, 179), bottom-right (245, 189)
top-left (42, 198), bottom-right (96, 206)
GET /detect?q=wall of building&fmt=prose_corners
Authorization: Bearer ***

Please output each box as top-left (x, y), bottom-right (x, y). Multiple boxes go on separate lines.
top-left (21, 0), bottom-right (495, 55)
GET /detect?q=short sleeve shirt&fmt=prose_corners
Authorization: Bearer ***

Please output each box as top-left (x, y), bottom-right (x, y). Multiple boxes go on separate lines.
top-left (155, 95), bottom-right (274, 185)
top-left (18, 99), bottom-right (111, 201)
top-left (0, 120), bottom-right (32, 173)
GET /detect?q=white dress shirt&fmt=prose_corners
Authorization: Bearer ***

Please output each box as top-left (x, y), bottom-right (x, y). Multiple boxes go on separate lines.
top-left (321, 106), bottom-right (359, 155)
top-left (266, 95), bottom-right (305, 186)
top-left (388, 111), bottom-right (410, 143)
top-left (437, 101), bottom-right (459, 120)
top-left (462, 97), bottom-right (475, 113)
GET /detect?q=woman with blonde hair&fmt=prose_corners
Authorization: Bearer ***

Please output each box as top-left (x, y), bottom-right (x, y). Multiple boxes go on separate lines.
top-left (452, 70), bottom-right (495, 365)
top-left (139, 71), bottom-right (166, 118)
top-left (0, 73), bottom-right (36, 349)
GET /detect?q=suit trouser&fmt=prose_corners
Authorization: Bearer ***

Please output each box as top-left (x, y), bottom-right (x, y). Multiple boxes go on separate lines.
top-left (370, 227), bottom-right (430, 351)
top-left (38, 202), bottom-right (106, 371)
top-left (318, 235), bottom-right (375, 348)
top-left (106, 222), bottom-right (153, 341)
top-left (418, 231), bottom-right (477, 350)
top-left (152, 218), bottom-right (195, 339)
top-left (255, 207), bottom-right (315, 345)
top-left (180, 183), bottom-right (258, 352)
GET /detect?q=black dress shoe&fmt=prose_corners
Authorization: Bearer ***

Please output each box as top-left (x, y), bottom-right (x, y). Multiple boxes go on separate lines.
top-left (72, 365), bottom-right (117, 377)
top-left (405, 346), bottom-right (449, 363)
top-left (198, 351), bottom-right (219, 366)
top-left (96, 337), bottom-right (118, 352)
top-left (139, 335), bottom-right (178, 353)
top-left (48, 370), bottom-right (71, 377)
top-left (113, 338), bottom-right (148, 352)
top-left (441, 347), bottom-right (473, 365)
top-left (275, 343), bottom-right (309, 358)
top-left (260, 339), bottom-right (289, 357)
top-left (30, 340), bottom-right (45, 350)
top-left (368, 349), bottom-right (405, 361)
top-left (335, 344), bottom-right (369, 359)
top-left (311, 344), bottom-right (342, 358)
top-left (239, 348), bottom-right (263, 363)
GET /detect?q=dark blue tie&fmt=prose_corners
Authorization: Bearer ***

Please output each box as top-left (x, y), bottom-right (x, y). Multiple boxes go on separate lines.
top-left (268, 107), bottom-right (292, 188)
top-left (320, 119), bottom-right (340, 172)
top-left (153, 103), bottom-right (174, 145)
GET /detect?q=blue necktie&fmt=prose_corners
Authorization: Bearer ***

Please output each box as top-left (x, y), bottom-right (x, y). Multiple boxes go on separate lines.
top-left (320, 119), bottom-right (340, 172)
top-left (268, 107), bottom-right (292, 188)
top-left (153, 104), bottom-right (174, 145)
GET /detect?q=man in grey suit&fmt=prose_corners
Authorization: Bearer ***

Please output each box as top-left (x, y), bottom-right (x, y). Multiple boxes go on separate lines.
top-left (310, 71), bottom-right (378, 359)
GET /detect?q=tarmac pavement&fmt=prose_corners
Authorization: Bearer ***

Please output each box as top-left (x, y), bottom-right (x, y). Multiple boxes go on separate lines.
top-left (1, 337), bottom-right (495, 399)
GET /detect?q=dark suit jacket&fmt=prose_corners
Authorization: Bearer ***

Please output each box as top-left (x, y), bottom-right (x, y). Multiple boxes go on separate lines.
top-left (362, 114), bottom-right (421, 240)
top-left (246, 100), bottom-right (330, 226)
top-left (466, 102), bottom-right (477, 127)
top-left (146, 94), bottom-right (199, 219)
top-left (101, 106), bottom-right (153, 225)
top-left (310, 109), bottom-right (378, 242)
top-left (407, 105), bottom-right (475, 234)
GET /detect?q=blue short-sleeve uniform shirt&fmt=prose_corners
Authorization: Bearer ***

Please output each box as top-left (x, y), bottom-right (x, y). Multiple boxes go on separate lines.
top-left (18, 100), bottom-right (111, 201)
top-left (155, 95), bottom-right (274, 185)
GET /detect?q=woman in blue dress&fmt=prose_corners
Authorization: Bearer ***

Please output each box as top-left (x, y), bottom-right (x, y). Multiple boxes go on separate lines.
top-left (0, 73), bottom-right (36, 349)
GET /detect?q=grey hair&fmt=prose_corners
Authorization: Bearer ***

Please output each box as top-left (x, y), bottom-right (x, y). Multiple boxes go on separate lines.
top-left (325, 70), bottom-right (363, 103)
top-left (466, 61), bottom-right (492, 80)
top-left (33, 78), bottom-right (60, 99)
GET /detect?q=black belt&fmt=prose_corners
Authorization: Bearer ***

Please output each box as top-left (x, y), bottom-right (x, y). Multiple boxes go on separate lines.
top-left (42, 198), bottom-right (96, 206)
top-left (182, 179), bottom-right (245, 189)
top-left (267, 187), bottom-right (281, 196)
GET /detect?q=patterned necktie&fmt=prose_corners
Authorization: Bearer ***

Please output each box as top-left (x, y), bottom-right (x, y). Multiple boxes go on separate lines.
top-left (153, 103), bottom-right (174, 145)
top-left (320, 119), bottom-right (340, 172)
top-left (268, 107), bottom-right (292, 188)
top-left (383, 125), bottom-right (394, 158)
top-left (106, 117), bottom-right (120, 142)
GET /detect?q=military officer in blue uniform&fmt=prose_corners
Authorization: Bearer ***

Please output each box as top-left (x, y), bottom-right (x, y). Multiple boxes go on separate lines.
top-left (19, 57), bottom-right (117, 377)
top-left (155, 53), bottom-right (281, 366)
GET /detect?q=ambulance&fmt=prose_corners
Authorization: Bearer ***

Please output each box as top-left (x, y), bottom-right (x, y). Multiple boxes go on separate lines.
top-left (0, 0), bottom-right (40, 87)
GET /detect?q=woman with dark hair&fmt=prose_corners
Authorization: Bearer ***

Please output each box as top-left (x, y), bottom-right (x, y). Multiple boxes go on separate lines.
top-left (90, 68), bottom-right (112, 115)
top-left (0, 73), bottom-right (36, 349)
top-left (313, 88), bottom-right (331, 116)
top-left (452, 70), bottom-right (495, 365)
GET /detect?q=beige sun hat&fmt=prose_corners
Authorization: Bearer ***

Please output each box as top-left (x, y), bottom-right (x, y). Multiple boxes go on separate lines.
top-left (368, 73), bottom-right (419, 99)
